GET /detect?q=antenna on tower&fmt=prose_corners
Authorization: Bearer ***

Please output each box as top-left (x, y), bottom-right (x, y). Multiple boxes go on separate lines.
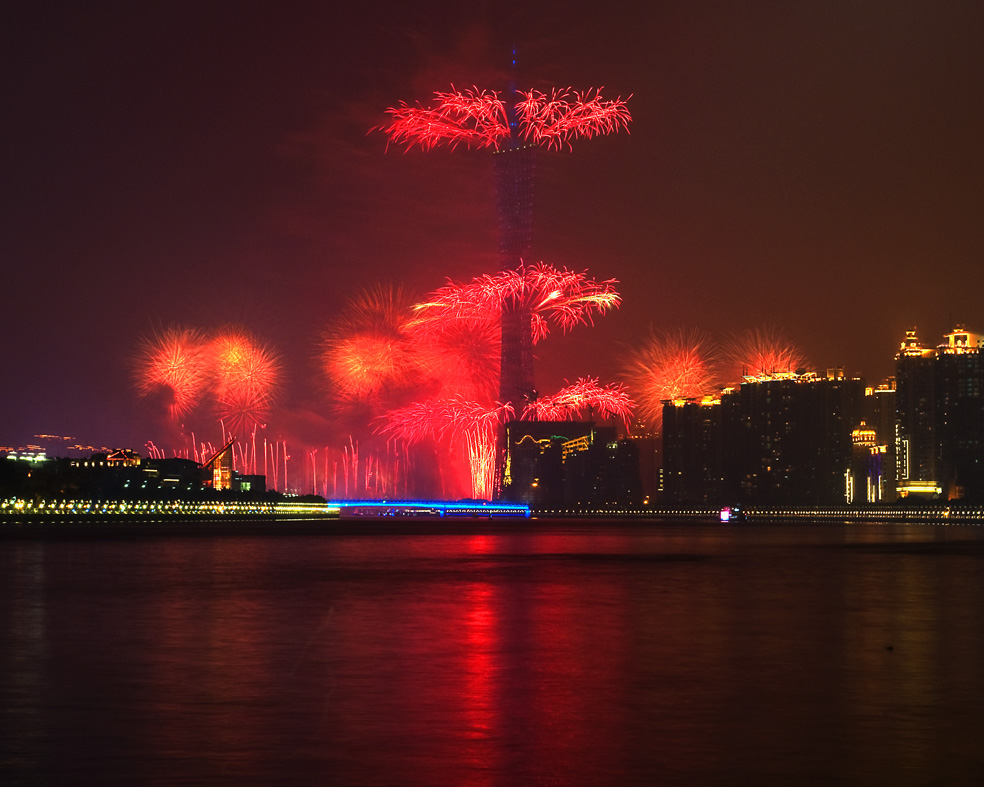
top-left (506, 42), bottom-right (520, 140)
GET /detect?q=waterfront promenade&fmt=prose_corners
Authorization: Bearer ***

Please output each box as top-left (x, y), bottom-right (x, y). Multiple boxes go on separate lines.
top-left (4, 496), bottom-right (984, 529)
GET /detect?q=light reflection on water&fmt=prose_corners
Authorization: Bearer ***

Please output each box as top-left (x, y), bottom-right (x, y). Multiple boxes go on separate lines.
top-left (2, 521), bottom-right (983, 785)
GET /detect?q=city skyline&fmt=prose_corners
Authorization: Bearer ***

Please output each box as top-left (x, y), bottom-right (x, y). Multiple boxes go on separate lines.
top-left (5, 1), bottom-right (984, 457)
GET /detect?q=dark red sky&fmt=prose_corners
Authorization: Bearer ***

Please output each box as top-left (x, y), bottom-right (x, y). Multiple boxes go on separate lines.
top-left (4, 1), bottom-right (984, 454)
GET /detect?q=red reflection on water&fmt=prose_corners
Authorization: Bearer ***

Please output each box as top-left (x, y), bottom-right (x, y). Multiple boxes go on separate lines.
top-left (460, 535), bottom-right (499, 783)
top-left (462, 582), bottom-right (496, 735)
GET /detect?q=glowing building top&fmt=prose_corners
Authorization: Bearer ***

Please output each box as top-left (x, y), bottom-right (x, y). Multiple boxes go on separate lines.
top-left (897, 328), bottom-right (934, 359)
top-left (897, 326), bottom-right (984, 359)
top-left (851, 421), bottom-right (878, 448)
top-left (939, 325), bottom-right (984, 354)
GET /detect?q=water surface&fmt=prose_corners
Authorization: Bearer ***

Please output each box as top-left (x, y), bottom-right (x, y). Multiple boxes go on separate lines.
top-left (2, 519), bottom-right (983, 785)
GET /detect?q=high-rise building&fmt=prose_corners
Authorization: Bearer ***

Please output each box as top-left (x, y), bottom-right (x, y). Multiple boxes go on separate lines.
top-left (896, 326), bottom-right (984, 500)
top-left (895, 329), bottom-right (939, 496)
top-left (862, 380), bottom-right (897, 500)
top-left (662, 371), bottom-right (865, 506)
top-left (724, 370), bottom-right (865, 506)
top-left (848, 421), bottom-right (889, 504)
top-left (935, 328), bottom-right (984, 499)
top-left (494, 83), bottom-right (537, 413)
top-left (661, 396), bottom-right (723, 504)
top-left (895, 325), bottom-right (984, 500)
top-left (500, 421), bottom-right (641, 508)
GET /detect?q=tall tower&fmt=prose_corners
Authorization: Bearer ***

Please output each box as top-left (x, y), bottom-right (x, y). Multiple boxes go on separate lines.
top-left (380, 71), bottom-right (630, 498)
top-left (493, 79), bottom-right (537, 410)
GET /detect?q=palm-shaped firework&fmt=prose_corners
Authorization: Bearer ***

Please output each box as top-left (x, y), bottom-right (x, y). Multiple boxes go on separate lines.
top-left (523, 378), bottom-right (633, 425)
top-left (381, 86), bottom-right (631, 152)
top-left (410, 262), bottom-right (621, 344)
top-left (380, 83), bottom-right (630, 413)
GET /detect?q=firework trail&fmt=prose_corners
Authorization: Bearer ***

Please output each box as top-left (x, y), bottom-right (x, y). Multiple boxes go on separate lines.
top-left (379, 397), bottom-right (514, 500)
top-left (523, 378), bottom-right (633, 426)
top-left (381, 86), bottom-right (631, 152)
top-left (322, 438), bottom-right (410, 499)
top-left (622, 329), bottom-right (720, 431)
top-left (134, 327), bottom-right (208, 419)
top-left (725, 328), bottom-right (807, 382)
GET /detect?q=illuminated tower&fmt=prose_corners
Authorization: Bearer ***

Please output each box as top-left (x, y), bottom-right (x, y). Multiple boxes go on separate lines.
top-left (493, 80), bottom-right (537, 410)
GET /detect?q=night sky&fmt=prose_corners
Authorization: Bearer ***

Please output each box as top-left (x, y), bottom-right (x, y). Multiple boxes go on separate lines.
top-left (4, 1), bottom-right (984, 455)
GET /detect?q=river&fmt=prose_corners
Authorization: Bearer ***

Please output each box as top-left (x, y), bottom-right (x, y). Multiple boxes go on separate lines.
top-left (2, 519), bottom-right (982, 785)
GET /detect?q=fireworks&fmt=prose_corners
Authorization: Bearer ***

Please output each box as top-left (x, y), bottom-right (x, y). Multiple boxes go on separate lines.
top-left (622, 328), bottom-right (812, 432)
top-left (381, 86), bottom-right (631, 152)
top-left (209, 329), bottom-right (280, 436)
top-left (523, 378), bottom-right (634, 426)
top-left (380, 397), bottom-right (514, 500)
top-left (322, 285), bottom-right (500, 406)
top-left (135, 326), bottom-right (281, 437)
top-left (413, 319), bottom-right (500, 403)
top-left (380, 79), bottom-right (631, 487)
top-left (345, 266), bottom-right (625, 498)
top-left (322, 286), bottom-right (424, 401)
top-left (622, 329), bottom-right (719, 428)
top-left (725, 328), bottom-right (806, 382)
top-left (134, 327), bottom-right (208, 419)
top-left (412, 262), bottom-right (621, 345)
top-left (320, 285), bottom-right (505, 498)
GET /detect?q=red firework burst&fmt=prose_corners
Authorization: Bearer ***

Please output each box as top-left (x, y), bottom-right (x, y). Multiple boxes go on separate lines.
top-left (622, 329), bottom-right (719, 429)
top-left (134, 327), bottom-right (208, 420)
top-left (412, 262), bottom-right (621, 344)
top-left (725, 328), bottom-right (807, 382)
top-left (379, 397), bottom-right (513, 500)
top-left (381, 86), bottom-right (631, 151)
top-left (209, 328), bottom-right (281, 435)
top-left (322, 286), bottom-right (424, 401)
top-left (523, 378), bottom-right (634, 426)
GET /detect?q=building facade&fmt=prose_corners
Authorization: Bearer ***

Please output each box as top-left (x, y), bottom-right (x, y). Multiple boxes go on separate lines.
top-left (896, 327), bottom-right (984, 500)
top-left (500, 421), bottom-right (641, 509)
top-left (661, 371), bottom-right (865, 506)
